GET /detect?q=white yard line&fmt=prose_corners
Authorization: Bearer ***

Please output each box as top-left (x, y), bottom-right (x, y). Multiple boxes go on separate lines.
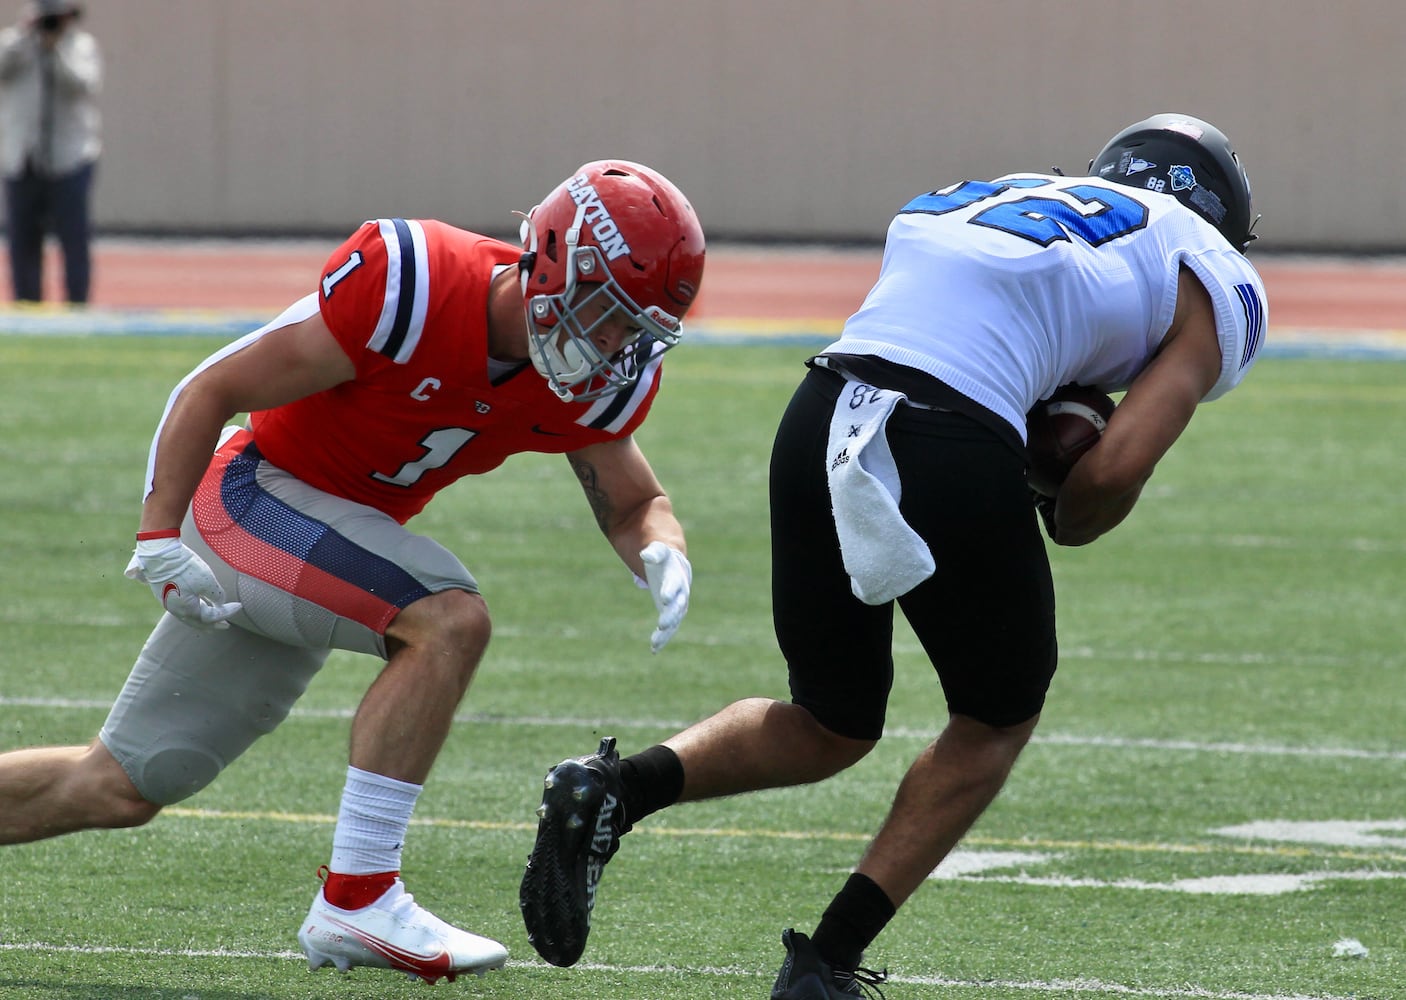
top-left (2, 695), bottom-right (1403, 763)
top-left (0, 943), bottom-right (1373, 1000)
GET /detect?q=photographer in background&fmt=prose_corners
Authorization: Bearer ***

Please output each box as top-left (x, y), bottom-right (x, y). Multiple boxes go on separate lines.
top-left (0, 0), bottom-right (100, 304)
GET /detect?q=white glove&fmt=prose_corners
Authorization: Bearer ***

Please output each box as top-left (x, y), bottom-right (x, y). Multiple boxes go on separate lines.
top-left (125, 536), bottom-right (243, 630)
top-left (639, 541), bottom-right (691, 653)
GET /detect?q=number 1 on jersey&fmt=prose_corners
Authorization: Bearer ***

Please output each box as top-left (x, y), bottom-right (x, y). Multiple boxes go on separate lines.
top-left (322, 251), bottom-right (364, 298)
top-left (372, 427), bottom-right (477, 487)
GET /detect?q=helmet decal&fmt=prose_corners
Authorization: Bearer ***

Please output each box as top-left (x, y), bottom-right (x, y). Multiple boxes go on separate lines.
top-left (1106, 152), bottom-right (1158, 179)
top-left (566, 174), bottom-right (632, 261)
top-left (1162, 119), bottom-right (1206, 140)
top-left (1167, 165), bottom-right (1197, 191)
top-left (1188, 185), bottom-right (1229, 226)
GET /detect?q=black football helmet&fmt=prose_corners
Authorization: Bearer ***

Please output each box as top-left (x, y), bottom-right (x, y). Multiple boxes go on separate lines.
top-left (1089, 113), bottom-right (1258, 252)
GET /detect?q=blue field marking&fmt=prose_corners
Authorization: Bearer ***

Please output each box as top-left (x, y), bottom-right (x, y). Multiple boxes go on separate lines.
top-left (1253, 328), bottom-right (1406, 361)
top-left (2, 305), bottom-right (1405, 361)
top-left (0, 305), bottom-right (267, 338)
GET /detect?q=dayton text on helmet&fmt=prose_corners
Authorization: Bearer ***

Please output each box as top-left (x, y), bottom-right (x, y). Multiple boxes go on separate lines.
top-left (567, 175), bottom-right (632, 261)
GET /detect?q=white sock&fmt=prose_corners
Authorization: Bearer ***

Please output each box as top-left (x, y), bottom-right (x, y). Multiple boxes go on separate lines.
top-left (330, 765), bottom-right (421, 875)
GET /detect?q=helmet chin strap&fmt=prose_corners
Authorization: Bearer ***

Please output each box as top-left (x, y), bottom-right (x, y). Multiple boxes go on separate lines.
top-left (525, 322), bottom-right (581, 402)
top-left (534, 337), bottom-right (593, 389)
top-left (520, 204), bottom-right (596, 401)
top-left (517, 209), bottom-right (563, 396)
top-left (517, 208), bottom-right (540, 294)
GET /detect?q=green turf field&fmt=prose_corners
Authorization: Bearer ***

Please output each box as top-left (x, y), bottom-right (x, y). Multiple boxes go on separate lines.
top-left (0, 335), bottom-right (1402, 1000)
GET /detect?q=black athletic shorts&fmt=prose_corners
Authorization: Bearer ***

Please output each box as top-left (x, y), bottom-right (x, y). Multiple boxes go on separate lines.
top-left (769, 364), bottom-right (1057, 739)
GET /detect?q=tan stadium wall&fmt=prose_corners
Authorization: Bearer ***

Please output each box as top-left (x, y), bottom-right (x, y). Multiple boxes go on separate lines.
top-left (71, 0), bottom-right (1406, 250)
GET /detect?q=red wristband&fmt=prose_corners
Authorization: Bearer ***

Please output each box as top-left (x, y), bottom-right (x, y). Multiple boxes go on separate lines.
top-left (135, 529), bottom-right (182, 541)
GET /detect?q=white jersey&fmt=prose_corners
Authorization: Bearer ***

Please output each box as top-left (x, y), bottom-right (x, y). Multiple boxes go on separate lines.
top-left (826, 174), bottom-right (1268, 440)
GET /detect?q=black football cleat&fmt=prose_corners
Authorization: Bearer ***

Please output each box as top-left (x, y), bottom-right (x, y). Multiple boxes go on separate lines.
top-left (519, 737), bottom-right (628, 967)
top-left (771, 928), bottom-right (888, 999)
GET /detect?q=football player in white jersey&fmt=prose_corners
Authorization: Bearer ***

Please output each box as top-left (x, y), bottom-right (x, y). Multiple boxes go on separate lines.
top-left (520, 114), bottom-right (1266, 997)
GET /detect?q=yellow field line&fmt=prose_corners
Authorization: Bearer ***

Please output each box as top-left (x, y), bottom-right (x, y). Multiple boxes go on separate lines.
top-left (162, 807), bottom-right (1406, 865)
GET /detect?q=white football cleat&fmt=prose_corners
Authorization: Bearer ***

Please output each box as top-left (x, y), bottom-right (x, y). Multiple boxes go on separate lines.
top-left (298, 878), bottom-right (508, 984)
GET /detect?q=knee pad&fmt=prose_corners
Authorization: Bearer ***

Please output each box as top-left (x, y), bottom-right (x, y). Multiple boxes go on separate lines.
top-left (122, 740), bottom-right (226, 806)
top-left (102, 614), bottom-right (330, 807)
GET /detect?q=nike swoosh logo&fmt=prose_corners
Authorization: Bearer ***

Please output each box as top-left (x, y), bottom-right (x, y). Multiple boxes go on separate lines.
top-left (531, 424), bottom-right (568, 436)
top-left (325, 914), bottom-right (454, 978)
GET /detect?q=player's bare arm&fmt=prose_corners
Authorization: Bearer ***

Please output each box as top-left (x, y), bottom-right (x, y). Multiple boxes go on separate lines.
top-left (139, 311), bottom-right (355, 533)
top-left (1055, 265), bottom-right (1223, 546)
top-left (566, 436), bottom-right (685, 577)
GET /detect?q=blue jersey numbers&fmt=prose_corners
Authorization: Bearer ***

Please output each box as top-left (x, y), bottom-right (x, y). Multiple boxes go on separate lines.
top-left (902, 178), bottom-right (1149, 248)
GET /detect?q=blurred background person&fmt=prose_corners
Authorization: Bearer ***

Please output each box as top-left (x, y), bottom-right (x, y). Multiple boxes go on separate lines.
top-left (0, 0), bottom-right (100, 305)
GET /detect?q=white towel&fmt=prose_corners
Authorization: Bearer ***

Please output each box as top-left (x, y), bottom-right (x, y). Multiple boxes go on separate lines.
top-left (825, 380), bottom-right (936, 605)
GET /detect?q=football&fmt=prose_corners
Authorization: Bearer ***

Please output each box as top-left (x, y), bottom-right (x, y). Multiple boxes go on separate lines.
top-left (1025, 384), bottom-right (1117, 498)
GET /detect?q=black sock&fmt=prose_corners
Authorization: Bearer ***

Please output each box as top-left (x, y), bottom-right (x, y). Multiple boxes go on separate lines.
top-left (810, 873), bottom-right (897, 972)
top-left (618, 744), bottom-right (685, 827)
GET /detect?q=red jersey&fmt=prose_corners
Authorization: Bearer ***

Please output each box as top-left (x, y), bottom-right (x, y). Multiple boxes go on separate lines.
top-left (249, 219), bottom-right (664, 523)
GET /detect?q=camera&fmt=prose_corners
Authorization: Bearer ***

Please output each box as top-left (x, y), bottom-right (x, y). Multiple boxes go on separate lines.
top-left (37, 13), bottom-right (67, 32)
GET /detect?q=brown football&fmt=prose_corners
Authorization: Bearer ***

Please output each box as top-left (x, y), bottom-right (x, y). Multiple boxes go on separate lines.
top-left (1025, 384), bottom-right (1117, 498)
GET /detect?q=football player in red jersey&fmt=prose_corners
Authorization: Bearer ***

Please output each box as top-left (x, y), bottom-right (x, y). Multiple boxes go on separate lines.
top-left (0, 160), bottom-right (704, 983)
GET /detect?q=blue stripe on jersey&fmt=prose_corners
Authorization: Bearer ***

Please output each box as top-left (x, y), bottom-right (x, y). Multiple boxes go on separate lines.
top-left (590, 334), bottom-right (656, 428)
top-left (381, 219), bottom-right (419, 361)
top-left (1235, 282), bottom-right (1265, 369)
top-left (366, 218), bottom-right (429, 364)
top-left (577, 336), bottom-right (662, 432)
top-left (220, 440), bottom-right (433, 609)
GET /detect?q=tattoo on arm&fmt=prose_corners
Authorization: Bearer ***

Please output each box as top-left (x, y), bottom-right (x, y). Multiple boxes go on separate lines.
top-left (568, 454), bottom-right (612, 532)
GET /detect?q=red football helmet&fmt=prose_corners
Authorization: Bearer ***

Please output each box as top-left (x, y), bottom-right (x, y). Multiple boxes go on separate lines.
top-left (518, 160), bottom-right (706, 401)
